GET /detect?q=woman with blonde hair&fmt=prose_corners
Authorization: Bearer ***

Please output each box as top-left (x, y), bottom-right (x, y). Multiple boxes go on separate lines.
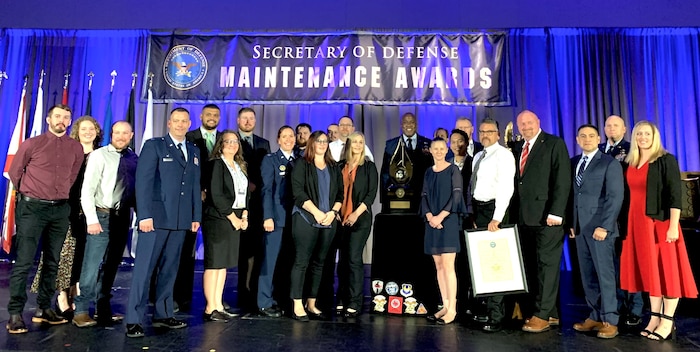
top-left (32, 116), bottom-right (103, 317)
top-left (334, 132), bottom-right (378, 317)
top-left (620, 120), bottom-right (697, 341)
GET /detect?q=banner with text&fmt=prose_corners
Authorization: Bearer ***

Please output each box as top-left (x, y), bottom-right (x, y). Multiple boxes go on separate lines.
top-left (145, 33), bottom-right (510, 105)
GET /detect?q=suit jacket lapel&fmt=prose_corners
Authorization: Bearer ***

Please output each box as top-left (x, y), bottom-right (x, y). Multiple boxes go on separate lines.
top-left (521, 133), bottom-right (545, 177)
top-left (166, 135), bottom-right (187, 168)
top-left (580, 152), bottom-right (601, 187)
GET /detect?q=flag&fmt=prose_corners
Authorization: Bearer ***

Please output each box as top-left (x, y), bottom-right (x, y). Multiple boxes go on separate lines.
top-left (62, 74), bottom-right (69, 105)
top-left (85, 89), bottom-right (92, 116)
top-left (30, 72), bottom-right (45, 138)
top-left (2, 79), bottom-right (28, 253)
top-left (102, 91), bottom-right (113, 147)
top-left (125, 86), bottom-right (136, 150)
top-left (139, 88), bottom-right (154, 153)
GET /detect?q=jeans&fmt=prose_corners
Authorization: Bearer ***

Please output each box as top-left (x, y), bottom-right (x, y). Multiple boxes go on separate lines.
top-left (74, 212), bottom-right (111, 315)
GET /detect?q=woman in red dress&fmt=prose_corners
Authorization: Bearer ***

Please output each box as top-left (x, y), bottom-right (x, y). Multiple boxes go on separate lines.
top-left (620, 120), bottom-right (697, 341)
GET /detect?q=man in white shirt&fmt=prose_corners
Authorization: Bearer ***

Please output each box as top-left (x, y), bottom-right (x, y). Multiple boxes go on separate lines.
top-left (73, 121), bottom-right (138, 327)
top-left (328, 116), bottom-right (374, 162)
top-left (469, 118), bottom-right (516, 332)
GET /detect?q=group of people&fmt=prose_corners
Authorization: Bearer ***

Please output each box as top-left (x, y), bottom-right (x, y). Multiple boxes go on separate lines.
top-left (4, 104), bottom-right (697, 343)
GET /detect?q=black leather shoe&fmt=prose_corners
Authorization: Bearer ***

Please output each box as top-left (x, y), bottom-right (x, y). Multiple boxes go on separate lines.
top-left (223, 301), bottom-right (231, 311)
top-left (426, 314), bottom-right (438, 323)
top-left (152, 317), bottom-right (187, 329)
top-left (6, 314), bottom-right (28, 334)
top-left (483, 320), bottom-right (503, 333)
top-left (625, 314), bottom-right (642, 326)
top-left (221, 307), bottom-right (241, 318)
top-left (203, 310), bottom-right (229, 323)
top-left (32, 308), bottom-right (68, 325)
top-left (343, 309), bottom-right (360, 318)
top-left (260, 307), bottom-right (282, 318)
top-left (292, 312), bottom-right (309, 322)
top-left (126, 324), bottom-right (145, 338)
top-left (306, 310), bottom-right (328, 321)
top-left (472, 314), bottom-right (489, 323)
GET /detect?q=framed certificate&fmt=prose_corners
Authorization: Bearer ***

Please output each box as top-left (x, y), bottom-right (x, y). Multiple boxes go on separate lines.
top-left (464, 225), bottom-right (528, 297)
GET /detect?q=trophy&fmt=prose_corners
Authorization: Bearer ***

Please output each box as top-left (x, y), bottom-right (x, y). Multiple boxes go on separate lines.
top-left (503, 121), bottom-right (521, 151)
top-left (385, 138), bottom-right (415, 212)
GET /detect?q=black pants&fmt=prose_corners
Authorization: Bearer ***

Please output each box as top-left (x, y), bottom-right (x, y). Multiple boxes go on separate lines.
top-left (473, 200), bottom-right (507, 323)
top-left (336, 213), bottom-right (372, 311)
top-left (519, 224), bottom-right (563, 320)
top-left (8, 199), bottom-right (70, 314)
top-left (290, 214), bottom-right (336, 300)
top-left (69, 213), bottom-right (87, 287)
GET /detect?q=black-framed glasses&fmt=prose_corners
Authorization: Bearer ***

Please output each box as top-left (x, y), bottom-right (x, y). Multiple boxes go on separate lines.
top-left (315, 139), bottom-right (329, 144)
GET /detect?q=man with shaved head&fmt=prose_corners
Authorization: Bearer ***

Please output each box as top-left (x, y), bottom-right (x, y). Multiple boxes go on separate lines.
top-left (329, 116), bottom-right (374, 162)
top-left (598, 115), bottom-right (641, 327)
top-left (512, 110), bottom-right (571, 333)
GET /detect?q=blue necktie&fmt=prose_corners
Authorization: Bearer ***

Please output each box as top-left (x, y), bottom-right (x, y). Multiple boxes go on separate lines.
top-left (576, 155), bottom-right (588, 187)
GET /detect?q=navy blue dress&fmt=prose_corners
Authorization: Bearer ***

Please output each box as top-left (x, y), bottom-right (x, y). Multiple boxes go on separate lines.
top-left (420, 164), bottom-right (468, 255)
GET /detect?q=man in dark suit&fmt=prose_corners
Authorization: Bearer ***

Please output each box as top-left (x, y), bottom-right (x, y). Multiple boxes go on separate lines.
top-left (168, 103), bottom-right (222, 312)
top-left (125, 108), bottom-right (201, 338)
top-left (455, 117), bottom-right (484, 158)
top-left (598, 115), bottom-right (642, 327)
top-left (237, 107), bottom-right (271, 312)
top-left (380, 112), bottom-right (432, 212)
top-left (569, 124), bottom-right (624, 339)
top-left (513, 110), bottom-right (571, 333)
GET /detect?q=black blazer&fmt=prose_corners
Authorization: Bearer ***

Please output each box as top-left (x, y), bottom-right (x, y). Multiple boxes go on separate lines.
top-left (337, 159), bottom-right (379, 220)
top-left (644, 153), bottom-right (682, 221)
top-left (186, 129), bottom-right (222, 192)
top-left (291, 158), bottom-right (343, 221)
top-left (204, 158), bottom-right (250, 220)
top-left (512, 131), bottom-right (571, 226)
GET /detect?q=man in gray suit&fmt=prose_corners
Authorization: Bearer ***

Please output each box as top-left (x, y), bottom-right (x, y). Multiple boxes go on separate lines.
top-left (568, 124), bottom-right (624, 339)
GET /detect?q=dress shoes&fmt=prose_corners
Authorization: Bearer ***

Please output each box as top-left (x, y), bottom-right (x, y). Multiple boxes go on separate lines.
top-left (95, 312), bottom-right (124, 326)
top-left (472, 314), bottom-right (489, 323)
top-left (597, 322), bottom-right (618, 339)
top-left (259, 307), bottom-right (282, 318)
top-left (343, 309), bottom-right (360, 318)
top-left (152, 317), bottom-right (187, 329)
top-left (522, 316), bottom-right (551, 333)
top-left (573, 318), bottom-right (603, 332)
top-left (624, 314), bottom-right (642, 326)
top-left (525, 316), bottom-right (559, 326)
top-left (221, 308), bottom-right (241, 318)
top-left (292, 312), bottom-right (309, 322)
top-left (482, 320), bottom-right (502, 333)
top-left (203, 310), bottom-right (229, 323)
top-left (6, 314), bottom-right (28, 334)
top-left (72, 313), bottom-right (97, 328)
top-left (126, 323), bottom-right (145, 338)
top-left (426, 314), bottom-right (438, 323)
top-left (32, 308), bottom-right (68, 325)
top-left (306, 310), bottom-right (328, 321)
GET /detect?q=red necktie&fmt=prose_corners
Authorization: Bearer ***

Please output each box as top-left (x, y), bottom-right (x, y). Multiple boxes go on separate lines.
top-left (519, 141), bottom-right (530, 176)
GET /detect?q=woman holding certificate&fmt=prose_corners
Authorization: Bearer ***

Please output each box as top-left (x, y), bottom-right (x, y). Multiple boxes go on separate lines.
top-left (421, 138), bottom-right (468, 325)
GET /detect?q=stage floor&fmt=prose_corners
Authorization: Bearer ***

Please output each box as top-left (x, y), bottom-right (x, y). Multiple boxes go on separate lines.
top-left (0, 261), bottom-right (699, 352)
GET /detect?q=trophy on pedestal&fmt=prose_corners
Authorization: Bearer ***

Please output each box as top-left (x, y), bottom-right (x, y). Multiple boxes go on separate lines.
top-left (385, 139), bottom-right (415, 212)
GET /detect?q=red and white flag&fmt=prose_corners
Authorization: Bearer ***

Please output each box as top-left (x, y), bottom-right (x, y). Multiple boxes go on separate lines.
top-left (30, 70), bottom-right (45, 138)
top-left (2, 78), bottom-right (28, 253)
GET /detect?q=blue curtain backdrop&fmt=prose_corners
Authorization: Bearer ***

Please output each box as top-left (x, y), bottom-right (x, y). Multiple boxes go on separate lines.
top-left (1, 28), bottom-right (699, 259)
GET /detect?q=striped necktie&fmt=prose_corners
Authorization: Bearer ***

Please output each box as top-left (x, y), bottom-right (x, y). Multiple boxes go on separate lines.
top-left (576, 155), bottom-right (588, 187)
top-left (519, 141), bottom-right (530, 176)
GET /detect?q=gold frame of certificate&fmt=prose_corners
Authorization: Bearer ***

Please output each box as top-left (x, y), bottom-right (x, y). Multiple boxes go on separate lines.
top-left (464, 225), bottom-right (528, 297)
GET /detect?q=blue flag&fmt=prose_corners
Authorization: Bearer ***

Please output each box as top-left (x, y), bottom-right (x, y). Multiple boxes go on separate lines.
top-left (102, 91), bottom-right (113, 146)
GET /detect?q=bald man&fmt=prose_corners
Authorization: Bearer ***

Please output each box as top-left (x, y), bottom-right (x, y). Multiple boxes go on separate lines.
top-left (597, 115), bottom-right (641, 327)
top-left (455, 117), bottom-right (483, 157)
top-left (512, 110), bottom-right (571, 333)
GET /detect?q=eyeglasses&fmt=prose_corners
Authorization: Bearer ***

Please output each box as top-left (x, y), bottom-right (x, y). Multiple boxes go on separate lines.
top-left (338, 124), bottom-right (353, 127)
top-left (315, 139), bottom-right (329, 144)
top-left (478, 130), bottom-right (498, 135)
top-left (223, 139), bottom-right (240, 145)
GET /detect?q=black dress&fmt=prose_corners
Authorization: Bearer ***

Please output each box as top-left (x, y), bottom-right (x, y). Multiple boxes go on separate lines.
top-left (420, 164), bottom-right (467, 255)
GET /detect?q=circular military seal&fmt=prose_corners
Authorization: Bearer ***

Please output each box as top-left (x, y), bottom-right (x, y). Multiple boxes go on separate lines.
top-left (163, 45), bottom-right (208, 90)
top-left (385, 281), bottom-right (399, 296)
top-left (396, 188), bottom-right (405, 198)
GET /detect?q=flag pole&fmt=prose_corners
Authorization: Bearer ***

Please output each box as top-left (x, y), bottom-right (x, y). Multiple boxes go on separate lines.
top-left (110, 70), bottom-right (117, 92)
top-left (0, 71), bottom-right (8, 87)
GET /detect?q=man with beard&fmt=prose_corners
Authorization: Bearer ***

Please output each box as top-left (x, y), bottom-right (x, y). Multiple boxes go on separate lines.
top-left (171, 104), bottom-right (223, 312)
top-left (236, 107), bottom-right (271, 312)
top-left (329, 116), bottom-right (374, 162)
top-left (72, 121), bottom-right (138, 327)
top-left (293, 123), bottom-right (311, 158)
top-left (380, 112), bottom-right (432, 212)
top-left (6, 104), bottom-right (84, 334)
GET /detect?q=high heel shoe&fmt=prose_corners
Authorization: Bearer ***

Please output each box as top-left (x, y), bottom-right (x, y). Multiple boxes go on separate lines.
top-left (640, 312), bottom-right (661, 337)
top-left (437, 312), bottom-right (457, 325)
top-left (292, 312), bottom-right (309, 322)
top-left (306, 309), bottom-right (328, 321)
top-left (55, 296), bottom-right (73, 319)
top-left (647, 314), bottom-right (676, 341)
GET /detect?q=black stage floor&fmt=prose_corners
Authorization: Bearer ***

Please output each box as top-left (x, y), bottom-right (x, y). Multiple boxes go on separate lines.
top-left (1, 261), bottom-right (699, 352)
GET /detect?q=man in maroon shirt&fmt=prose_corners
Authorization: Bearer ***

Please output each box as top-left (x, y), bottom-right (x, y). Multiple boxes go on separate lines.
top-left (6, 104), bottom-right (85, 334)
